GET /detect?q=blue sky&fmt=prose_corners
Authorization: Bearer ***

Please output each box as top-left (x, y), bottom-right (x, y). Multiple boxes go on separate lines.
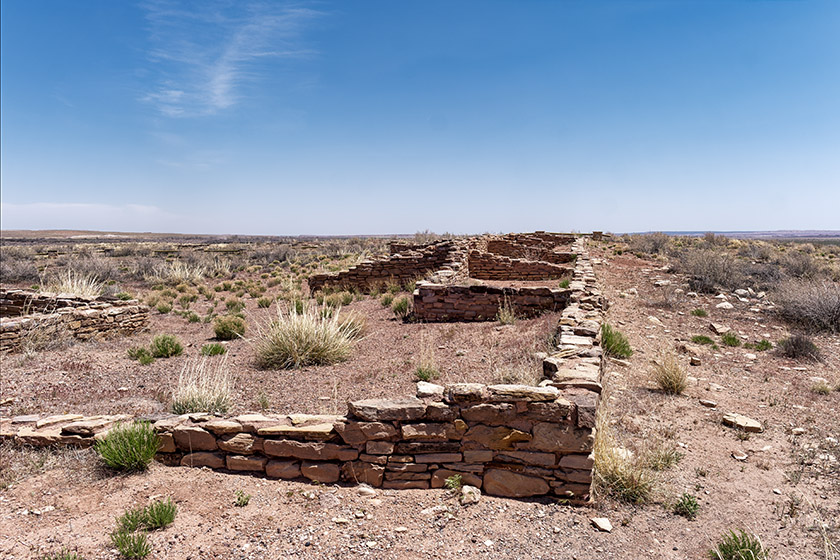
top-left (1, 1), bottom-right (838, 235)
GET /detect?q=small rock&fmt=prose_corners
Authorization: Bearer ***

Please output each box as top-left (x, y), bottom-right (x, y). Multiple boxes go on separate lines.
top-left (356, 484), bottom-right (377, 497)
top-left (690, 357), bottom-right (701, 366)
top-left (710, 323), bottom-right (731, 335)
top-left (654, 280), bottom-right (671, 287)
top-left (722, 412), bottom-right (763, 433)
top-left (591, 517), bottom-right (613, 532)
top-left (699, 399), bottom-right (717, 408)
top-left (744, 353), bottom-right (757, 360)
top-left (332, 517), bottom-right (350, 524)
top-left (731, 451), bottom-right (748, 461)
top-left (716, 301), bottom-right (734, 310)
top-left (460, 485), bottom-right (481, 506)
top-left (394, 527), bottom-right (408, 533)
top-left (773, 489), bottom-right (782, 495)
top-left (647, 316), bottom-right (664, 327)
top-left (791, 428), bottom-right (806, 436)
top-left (715, 294), bottom-right (728, 300)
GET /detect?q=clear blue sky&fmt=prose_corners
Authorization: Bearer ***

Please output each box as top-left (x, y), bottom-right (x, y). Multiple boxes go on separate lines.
top-left (2, 1), bottom-right (838, 235)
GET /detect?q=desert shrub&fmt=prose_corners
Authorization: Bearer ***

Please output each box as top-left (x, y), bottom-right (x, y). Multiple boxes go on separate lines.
top-left (691, 308), bottom-right (708, 317)
top-left (68, 255), bottom-right (120, 281)
top-left (777, 250), bottom-right (822, 279)
top-left (644, 440), bottom-right (684, 470)
top-left (225, 297), bottom-right (245, 314)
top-left (214, 315), bottom-right (246, 340)
top-left (391, 295), bottom-right (412, 320)
top-left (323, 292), bottom-right (344, 308)
top-left (380, 293), bottom-right (394, 307)
top-left (774, 280), bottom-right (840, 332)
top-left (444, 474), bottom-right (463, 491)
top-left (593, 403), bottom-right (653, 503)
top-left (415, 339), bottom-right (439, 382)
top-left (777, 333), bottom-right (822, 362)
top-left (116, 291), bottom-right (134, 301)
top-left (691, 335), bottom-right (715, 346)
top-left (110, 530), bottom-right (151, 559)
top-left (46, 270), bottom-right (104, 298)
top-left (144, 260), bottom-right (206, 285)
top-left (149, 334), bottom-right (183, 358)
top-left (172, 357), bottom-right (233, 414)
top-left (40, 549), bottom-right (83, 560)
top-left (812, 381), bottom-right (832, 395)
top-left (673, 493), bottom-right (699, 519)
top-left (496, 296), bottom-right (517, 325)
top-left (337, 310), bottom-right (366, 341)
top-left (678, 249), bottom-right (743, 293)
top-left (650, 353), bottom-right (687, 395)
top-left (234, 489), bottom-right (251, 507)
top-left (0, 256), bottom-right (40, 284)
top-left (601, 324), bottom-right (632, 358)
top-left (200, 343), bottom-right (227, 356)
top-left (709, 529), bottom-right (769, 560)
top-left (558, 278), bottom-right (570, 289)
top-left (94, 422), bottom-right (160, 472)
top-left (744, 339), bottom-right (772, 351)
top-left (155, 302), bottom-right (172, 314)
top-left (19, 320), bottom-right (75, 356)
top-left (629, 232), bottom-right (671, 255)
top-left (141, 497), bottom-right (177, 530)
top-left (257, 297), bottom-right (272, 308)
top-left (127, 347), bottom-right (154, 366)
top-left (254, 305), bottom-right (354, 369)
top-left (721, 332), bottom-right (741, 347)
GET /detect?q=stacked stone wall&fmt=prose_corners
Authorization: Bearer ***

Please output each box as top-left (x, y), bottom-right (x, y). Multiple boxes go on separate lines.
top-left (467, 251), bottom-right (572, 281)
top-left (0, 289), bottom-right (149, 353)
top-left (413, 284), bottom-right (570, 322)
top-left (307, 241), bottom-right (466, 292)
top-left (485, 239), bottom-right (576, 265)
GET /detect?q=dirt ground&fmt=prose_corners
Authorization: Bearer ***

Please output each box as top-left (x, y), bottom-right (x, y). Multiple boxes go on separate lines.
top-left (1, 239), bottom-right (838, 559)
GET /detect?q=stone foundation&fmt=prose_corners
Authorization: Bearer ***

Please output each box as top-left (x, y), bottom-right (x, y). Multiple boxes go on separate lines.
top-left (0, 289), bottom-right (149, 353)
top-left (467, 251), bottom-right (572, 281)
top-left (413, 284), bottom-right (570, 322)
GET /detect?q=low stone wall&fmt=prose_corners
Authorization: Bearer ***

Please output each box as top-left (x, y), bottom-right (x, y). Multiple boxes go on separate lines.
top-left (486, 239), bottom-right (576, 265)
top-left (307, 241), bottom-right (465, 292)
top-left (0, 289), bottom-right (149, 353)
top-left (467, 251), bottom-right (572, 281)
top-left (1, 381), bottom-right (595, 501)
top-left (413, 284), bottom-right (570, 322)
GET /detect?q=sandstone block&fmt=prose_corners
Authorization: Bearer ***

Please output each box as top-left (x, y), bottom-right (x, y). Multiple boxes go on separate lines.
top-left (385, 471), bottom-right (431, 481)
top-left (172, 425), bottom-right (217, 451)
top-left (226, 455), bottom-right (267, 472)
top-left (431, 469), bottom-right (482, 489)
top-left (494, 451), bottom-right (557, 467)
top-left (463, 449), bottom-right (493, 463)
top-left (722, 413), bottom-right (763, 433)
top-left (394, 441), bottom-right (460, 454)
top-left (461, 403), bottom-right (516, 424)
top-left (424, 402), bottom-right (458, 421)
top-left (218, 433), bottom-right (264, 455)
top-left (446, 383), bottom-right (487, 404)
top-left (263, 439), bottom-right (359, 461)
top-left (341, 461), bottom-right (385, 487)
top-left (301, 461), bottom-right (340, 483)
top-left (487, 384), bottom-right (559, 402)
top-left (483, 469), bottom-right (549, 498)
top-left (416, 381), bottom-right (445, 399)
top-left (413, 453), bottom-right (462, 463)
top-left (524, 400), bottom-right (573, 422)
top-left (401, 423), bottom-right (448, 441)
top-left (181, 452), bottom-right (224, 469)
top-left (265, 459), bottom-right (301, 479)
top-left (201, 420), bottom-right (243, 434)
top-left (462, 425), bottom-right (531, 450)
top-left (523, 423), bottom-right (594, 453)
top-left (382, 480), bottom-right (430, 490)
top-left (257, 423), bottom-right (335, 440)
top-left (158, 433), bottom-right (176, 453)
top-left (35, 414), bottom-right (83, 429)
top-left (366, 440), bottom-right (395, 455)
top-left (559, 453), bottom-right (594, 470)
top-left (348, 398), bottom-right (426, 421)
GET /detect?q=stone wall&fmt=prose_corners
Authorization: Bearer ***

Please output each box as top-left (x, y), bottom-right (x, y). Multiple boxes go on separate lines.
top-left (485, 239), bottom-right (576, 265)
top-left (0, 289), bottom-right (149, 353)
top-left (307, 241), bottom-right (466, 292)
top-left (467, 251), bottom-right (572, 281)
top-left (413, 284), bottom-right (570, 322)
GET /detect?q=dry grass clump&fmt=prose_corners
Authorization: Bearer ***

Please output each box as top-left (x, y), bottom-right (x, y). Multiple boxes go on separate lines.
top-left (777, 333), bottom-right (822, 362)
top-left (496, 296), bottom-right (517, 325)
top-left (172, 356), bottom-right (234, 414)
top-left (629, 232), bottom-right (672, 255)
top-left (46, 270), bottom-right (104, 298)
top-left (19, 320), bottom-right (75, 357)
top-left (593, 398), bottom-right (655, 504)
top-left (650, 352), bottom-right (688, 395)
top-left (774, 280), bottom-right (840, 333)
top-left (144, 260), bottom-right (206, 285)
top-left (678, 249), bottom-right (743, 293)
top-left (337, 309), bottom-right (366, 341)
top-left (254, 304), bottom-right (355, 369)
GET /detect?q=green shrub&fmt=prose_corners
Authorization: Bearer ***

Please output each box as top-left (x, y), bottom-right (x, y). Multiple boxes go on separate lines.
top-left (234, 490), bottom-right (251, 507)
top-left (110, 530), bottom-right (151, 559)
top-left (558, 278), bottom-right (570, 289)
top-left (171, 357), bottom-right (233, 415)
top-left (601, 324), bottom-right (632, 359)
top-left (254, 305), bottom-right (355, 369)
top-left (391, 296), bottom-right (412, 320)
top-left (200, 343), bottom-right (227, 356)
top-left (691, 308), bottom-right (708, 317)
top-left (142, 497), bottom-right (177, 530)
top-left (691, 335), bottom-right (715, 345)
top-left (380, 293), bottom-right (394, 307)
top-left (777, 333), bottom-right (821, 361)
top-left (40, 550), bottom-right (83, 560)
top-left (444, 474), bottom-right (463, 491)
top-left (149, 334), bottom-right (183, 358)
top-left (156, 302), bottom-right (172, 314)
top-left (720, 332), bottom-right (741, 347)
top-left (225, 297), bottom-right (245, 314)
top-left (673, 493), bottom-right (699, 519)
top-left (127, 347), bottom-right (154, 366)
top-left (709, 529), bottom-right (769, 560)
top-left (775, 280), bottom-right (840, 332)
top-left (116, 506), bottom-right (146, 533)
top-left (116, 292), bottom-right (134, 301)
top-left (257, 297), bottom-right (272, 308)
top-left (744, 339), bottom-right (772, 351)
top-left (94, 422), bottom-right (160, 472)
top-left (214, 316), bottom-right (246, 340)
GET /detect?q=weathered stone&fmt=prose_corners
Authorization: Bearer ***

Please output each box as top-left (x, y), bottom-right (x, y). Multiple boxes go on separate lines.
top-left (158, 433), bottom-right (176, 453)
top-left (301, 461), bottom-right (340, 483)
top-left (559, 453), bottom-right (594, 470)
top-left (550, 482), bottom-right (591, 500)
top-left (416, 381), bottom-right (445, 399)
top-left (413, 453), bottom-right (462, 463)
top-left (366, 440), bottom-right (395, 455)
top-left (233, 413), bottom-right (279, 432)
top-left (463, 449), bottom-right (494, 463)
top-left (567, 390), bottom-right (598, 428)
top-left (394, 441), bottom-right (460, 454)
top-left (181, 452), bottom-right (224, 469)
top-left (201, 420), bottom-right (243, 434)
top-left (463, 426), bottom-right (531, 450)
top-left (172, 425), bottom-right (217, 451)
top-left (591, 517), bottom-right (612, 532)
top-left (446, 383), bottom-right (487, 404)
top-left (382, 480), bottom-right (430, 490)
top-left (348, 398), bottom-right (426, 421)
top-left (431, 469), bottom-right (482, 488)
top-left (722, 413), bottom-right (763, 433)
top-left (341, 461), bottom-right (385, 486)
top-left (263, 439), bottom-right (359, 461)
top-left (523, 423), bottom-right (594, 453)
top-left (257, 423), bottom-right (335, 440)
top-left (288, 414), bottom-right (344, 425)
top-left (710, 323), bottom-right (731, 335)
top-left (483, 469), bottom-right (549, 498)
top-left (265, 459), bottom-right (301, 479)
top-left (424, 401), bottom-right (458, 421)
top-left (460, 485), bottom-right (482, 505)
top-left (15, 427), bottom-right (87, 447)
top-left (487, 384), bottom-right (559, 402)
top-left (35, 414), bottom-right (83, 429)
top-left (218, 432), bottom-right (263, 455)
top-left (359, 454), bottom-right (388, 465)
top-left (556, 469), bottom-right (592, 484)
top-left (385, 470), bottom-right (431, 481)
top-left (60, 418), bottom-right (114, 436)
top-left (494, 451), bottom-right (556, 467)
top-left (152, 416), bottom-right (183, 432)
top-left (401, 423), bottom-right (448, 441)
top-left (226, 455), bottom-right (267, 472)
top-left (461, 403), bottom-right (516, 424)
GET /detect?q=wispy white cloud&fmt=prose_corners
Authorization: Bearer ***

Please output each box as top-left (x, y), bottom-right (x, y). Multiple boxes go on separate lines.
top-left (141, 1), bottom-right (321, 117)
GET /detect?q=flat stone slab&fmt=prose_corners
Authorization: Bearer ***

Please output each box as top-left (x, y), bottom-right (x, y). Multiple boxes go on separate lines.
top-left (348, 398), bottom-right (426, 421)
top-left (257, 423), bottom-right (336, 439)
top-left (483, 469), bottom-right (549, 498)
top-left (486, 384), bottom-right (559, 402)
top-left (722, 412), bottom-right (763, 433)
